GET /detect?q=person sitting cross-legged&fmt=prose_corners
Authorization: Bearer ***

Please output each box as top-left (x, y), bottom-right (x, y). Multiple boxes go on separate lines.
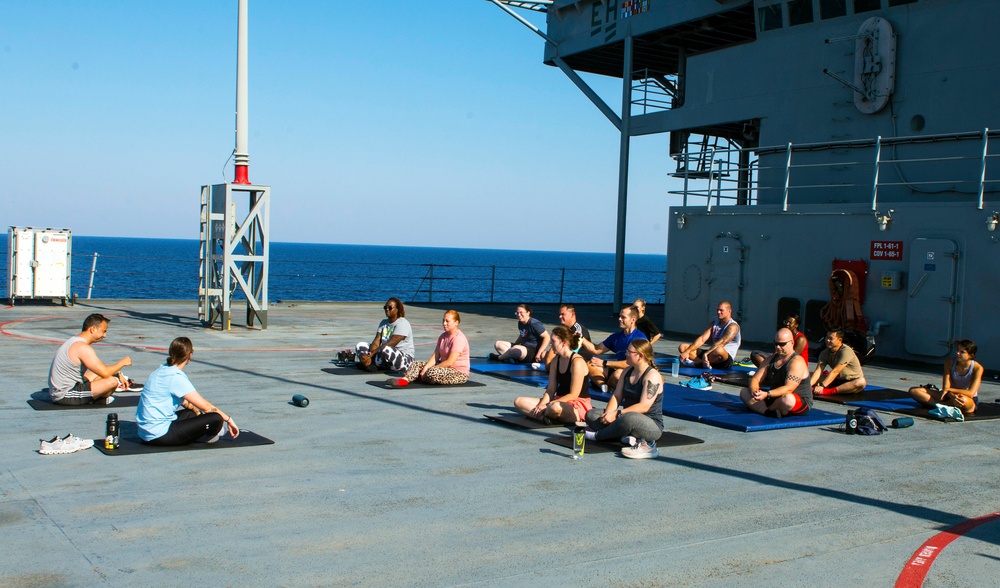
top-left (583, 339), bottom-right (664, 460)
top-left (389, 310), bottom-right (470, 387)
top-left (514, 326), bottom-right (591, 424)
top-left (810, 328), bottom-right (866, 395)
top-left (356, 297), bottom-right (415, 373)
top-left (741, 328), bottom-right (812, 418)
top-left (678, 301), bottom-right (741, 370)
top-left (908, 339), bottom-right (983, 416)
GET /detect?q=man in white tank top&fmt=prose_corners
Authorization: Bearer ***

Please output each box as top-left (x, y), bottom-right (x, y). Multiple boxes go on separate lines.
top-left (47, 314), bottom-right (133, 404)
top-left (678, 301), bottom-right (741, 370)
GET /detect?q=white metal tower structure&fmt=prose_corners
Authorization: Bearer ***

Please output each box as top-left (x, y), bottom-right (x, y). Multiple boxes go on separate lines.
top-left (198, 0), bottom-right (270, 330)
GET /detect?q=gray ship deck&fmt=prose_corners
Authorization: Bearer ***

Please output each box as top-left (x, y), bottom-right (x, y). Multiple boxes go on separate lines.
top-left (3, 300), bottom-right (998, 587)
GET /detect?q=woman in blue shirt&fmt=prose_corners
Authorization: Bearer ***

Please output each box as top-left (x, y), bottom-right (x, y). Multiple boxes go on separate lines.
top-left (136, 337), bottom-right (240, 445)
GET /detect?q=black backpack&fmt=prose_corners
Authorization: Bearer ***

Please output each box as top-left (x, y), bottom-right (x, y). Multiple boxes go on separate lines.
top-left (844, 407), bottom-right (888, 435)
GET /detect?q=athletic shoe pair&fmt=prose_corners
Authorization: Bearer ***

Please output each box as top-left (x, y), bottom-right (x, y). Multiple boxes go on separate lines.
top-left (680, 375), bottom-right (713, 390)
top-left (621, 439), bottom-right (658, 459)
top-left (39, 434), bottom-right (95, 455)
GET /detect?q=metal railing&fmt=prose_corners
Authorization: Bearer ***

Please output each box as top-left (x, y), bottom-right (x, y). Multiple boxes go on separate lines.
top-left (0, 252), bottom-right (665, 305)
top-left (669, 128), bottom-right (1000, 211)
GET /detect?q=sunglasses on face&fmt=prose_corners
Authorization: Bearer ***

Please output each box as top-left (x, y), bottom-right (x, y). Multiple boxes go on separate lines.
top-left (774, 340), bottom-right (792, 347)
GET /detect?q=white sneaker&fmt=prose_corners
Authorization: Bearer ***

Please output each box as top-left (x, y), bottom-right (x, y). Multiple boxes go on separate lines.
top-left (39, 434), bottom-right (94, 455)
top-left (600, 384), bottom-right (609, 394)
top-left (530, 362), bottom-right (544, 371)
top-left (104, 396), bottom-right (116, 405)
top-left (583, 429), bottom-right (597, 441)
top-left (681, 358), bottom-right (696, 367)
top-left (207, 422), bottom-right (229, 443)
top-left (621, 435), bottom-right (637, 446)
top-left (621, 440), bottom-right (659, 459)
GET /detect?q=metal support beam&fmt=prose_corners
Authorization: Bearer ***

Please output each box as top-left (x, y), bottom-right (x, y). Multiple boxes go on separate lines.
top-left (613, 35), bottom-right (633, 311)
top-left (487, 0), bottom-right (620, 130)
top-left (199, 183), bottom-right (270, 330)
top-left (552, 57), bottom-right (621, 130)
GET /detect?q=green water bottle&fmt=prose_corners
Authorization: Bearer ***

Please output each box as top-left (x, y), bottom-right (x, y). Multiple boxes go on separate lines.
top-left (572, 427), bottom-right (585, 460)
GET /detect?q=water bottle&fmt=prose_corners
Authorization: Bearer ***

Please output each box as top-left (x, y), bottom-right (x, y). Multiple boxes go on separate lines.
top-left (670, 358), bottom-right (680, 378)
top-left (292, 394), bottom-right (309, 407)
top-left (105, 413), bottom-right (119, 449)
top-left (572, 426), bottom-right (585, 460)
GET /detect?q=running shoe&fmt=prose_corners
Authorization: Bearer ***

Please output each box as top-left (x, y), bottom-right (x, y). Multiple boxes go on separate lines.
top-left (39, 434), bottom-right (94, 455)
top-left (621, 440), bottom-right (658, 459)
top-left (621, 435), bottom-right (637, 447)
top-left (680, 376), bottom-right (712, 390)
top-left (207, 422), bottom-right (230, 443)
top-left (735, 357), bottom-right (755, 368)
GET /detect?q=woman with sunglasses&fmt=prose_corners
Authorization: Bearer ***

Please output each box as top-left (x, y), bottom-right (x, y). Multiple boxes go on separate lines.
top-left (583, 339), bottom-right (663, 459)
top-left (741, 327), bottom-right (812, 418)
top-left (356, 297), bottom-right (414, 372)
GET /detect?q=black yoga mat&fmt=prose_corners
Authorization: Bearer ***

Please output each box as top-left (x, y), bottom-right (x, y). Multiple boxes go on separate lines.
top-left (28, 395), bottom-right (140, 411)
top-left (815, 388), bottom-right (912, 405)
top-left (894, 401), bottom-right (1000, 422)
top-left (484, 413), bottom-right (565, 429)
top-left (93, 430), bottom-right (275, 456)
top-left (544, 431), bottom-right (704, 454)
top-left (365, 379), bottom-right (487, 390)
top-left (322, 366), bottom-right (403, 376)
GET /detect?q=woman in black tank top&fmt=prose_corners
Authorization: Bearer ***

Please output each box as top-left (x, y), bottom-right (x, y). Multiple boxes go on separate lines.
top-left (514, 327), bottom-right (591, 424)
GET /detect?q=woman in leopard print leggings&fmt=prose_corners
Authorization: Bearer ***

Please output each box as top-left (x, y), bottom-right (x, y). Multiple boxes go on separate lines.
top-left (393, 310), bottom-right (470, 387)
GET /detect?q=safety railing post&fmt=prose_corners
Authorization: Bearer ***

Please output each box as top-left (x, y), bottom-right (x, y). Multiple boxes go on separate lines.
top-left (871, 135), bottom-right (882, 211)
top-left (428, 264), bottom-right (434, 303)
top-left (978, 127), bottom-right (989, 210)
top-left (782, 142), bottom-right (793, 212)
top-left (87, 252), bottom-right (99, 299)
top-left (559, 268), bottom-right (566, 303)
top-left (490, 265), bottom-right (496, 303)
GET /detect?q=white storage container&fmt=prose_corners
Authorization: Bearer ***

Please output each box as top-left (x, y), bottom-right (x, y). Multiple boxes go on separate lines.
top-left (7, 227), bottom-right (72, 305)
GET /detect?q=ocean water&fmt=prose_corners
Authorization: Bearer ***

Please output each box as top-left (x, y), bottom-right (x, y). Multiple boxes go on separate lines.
top-left (0, 236), bottom-right (666, 304)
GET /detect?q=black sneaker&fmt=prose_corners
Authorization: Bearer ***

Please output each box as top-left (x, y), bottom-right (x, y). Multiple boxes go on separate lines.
top-left (488, 353), bottom-right (500, 361)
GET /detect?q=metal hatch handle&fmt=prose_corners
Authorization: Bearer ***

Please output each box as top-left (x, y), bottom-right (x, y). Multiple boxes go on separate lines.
top-left (908, 273), bottom-right (928, 298)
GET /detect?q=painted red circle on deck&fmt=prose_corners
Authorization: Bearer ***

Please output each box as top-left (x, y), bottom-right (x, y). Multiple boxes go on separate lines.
top-left (895, 511), bottom-right (1000, 587)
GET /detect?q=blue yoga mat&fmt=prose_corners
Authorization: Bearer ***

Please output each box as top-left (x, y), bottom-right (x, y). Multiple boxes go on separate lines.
top-left (844, 398), bottom-right (922, 412)
top-left (470, 361), bottom-right (547, 388)
top-left (659, 384), bottom-right (845, 432)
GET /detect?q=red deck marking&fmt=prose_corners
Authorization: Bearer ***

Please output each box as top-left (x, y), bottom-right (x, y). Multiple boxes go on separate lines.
top-left (894, 511), bottom-right (1000, 587)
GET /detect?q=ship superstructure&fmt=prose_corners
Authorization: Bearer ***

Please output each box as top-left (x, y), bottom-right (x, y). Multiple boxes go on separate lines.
top-left (498, 0), bottom-right (1000, 366)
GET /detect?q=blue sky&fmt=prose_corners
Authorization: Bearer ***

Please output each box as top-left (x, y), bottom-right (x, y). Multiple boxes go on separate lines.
top-left (1, 1), bottom-right (679, 254)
